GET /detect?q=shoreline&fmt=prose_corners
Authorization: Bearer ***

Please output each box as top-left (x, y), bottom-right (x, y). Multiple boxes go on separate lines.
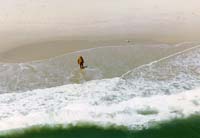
top-left (1, 35), bottom-right (200, 63)
top-left (0, 38), bottom-right (134, 63)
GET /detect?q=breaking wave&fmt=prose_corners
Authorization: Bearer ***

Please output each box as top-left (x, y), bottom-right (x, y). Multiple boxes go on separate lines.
top-left (1, 115), bottom-right (200, 138)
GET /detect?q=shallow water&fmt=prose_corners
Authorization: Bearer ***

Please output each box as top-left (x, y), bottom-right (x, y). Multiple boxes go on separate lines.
top-left (0, 42), bottom-right (198, 93)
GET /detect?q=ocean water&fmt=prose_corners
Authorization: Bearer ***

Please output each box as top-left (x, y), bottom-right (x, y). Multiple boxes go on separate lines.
top-left (0, 42), bottom-right (200, 138)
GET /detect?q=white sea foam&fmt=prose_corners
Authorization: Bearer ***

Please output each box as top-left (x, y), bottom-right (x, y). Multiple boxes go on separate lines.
top-left (0, 78), bottom-right (200, 131)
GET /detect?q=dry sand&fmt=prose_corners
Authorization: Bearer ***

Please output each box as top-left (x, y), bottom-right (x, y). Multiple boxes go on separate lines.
top-left (0, 0), bottom-right (200, 63)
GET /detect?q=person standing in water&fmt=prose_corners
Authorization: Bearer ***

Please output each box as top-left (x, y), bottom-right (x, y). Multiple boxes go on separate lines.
top-left (77, 56), bottom-right (85, 69)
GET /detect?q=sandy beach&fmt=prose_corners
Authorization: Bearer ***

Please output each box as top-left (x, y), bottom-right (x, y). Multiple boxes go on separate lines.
top-left (2, 1), bottom-right (200, 137)
top-left (0, 0), bottom-right (200, 62)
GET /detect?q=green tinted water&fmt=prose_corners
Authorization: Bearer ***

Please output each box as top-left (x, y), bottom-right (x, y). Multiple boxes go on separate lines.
top-left (1, 115), bottom-right (200, 138)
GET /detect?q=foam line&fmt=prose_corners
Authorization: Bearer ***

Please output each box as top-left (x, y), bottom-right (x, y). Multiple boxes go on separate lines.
top-left (121, 44), bottom-right (200, 78)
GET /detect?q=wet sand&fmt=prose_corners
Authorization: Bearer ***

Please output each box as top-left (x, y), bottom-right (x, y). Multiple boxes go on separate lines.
top-left (1, 31), bottom-right (200, 63)
top-left (0, 38), bottom-right (133, 63)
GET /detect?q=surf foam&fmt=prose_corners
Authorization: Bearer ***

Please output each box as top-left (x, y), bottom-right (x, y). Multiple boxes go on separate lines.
top-left (0, 78), bottom-right (200, 131)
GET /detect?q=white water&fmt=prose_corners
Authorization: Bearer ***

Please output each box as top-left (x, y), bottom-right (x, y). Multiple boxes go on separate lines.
top-left (1, 43), bottom-right (200, 131)
top-left (0, 79), bottom-right (200, 131)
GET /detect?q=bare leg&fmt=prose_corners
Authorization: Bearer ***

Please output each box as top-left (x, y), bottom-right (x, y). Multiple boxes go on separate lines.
top-left (80, 63), bottom-right (84, 69)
